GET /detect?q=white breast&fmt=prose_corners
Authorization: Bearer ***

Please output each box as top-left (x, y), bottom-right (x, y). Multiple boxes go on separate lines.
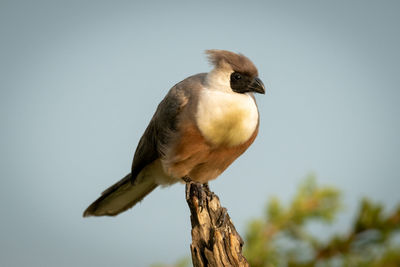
top-left (196, 90), bottom-right (259, 147)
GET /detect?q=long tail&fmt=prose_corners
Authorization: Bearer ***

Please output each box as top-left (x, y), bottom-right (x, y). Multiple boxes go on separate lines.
top-left (83, 173), bottom-right (158, 217)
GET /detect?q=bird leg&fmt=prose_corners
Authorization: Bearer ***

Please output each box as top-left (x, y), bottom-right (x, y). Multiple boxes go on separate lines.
top-left (203, 182), bottom-right (210, 192)
top-left (182, 176), bottom-right (208, 209)
top-left (182, 176), bottom-right (193, 200)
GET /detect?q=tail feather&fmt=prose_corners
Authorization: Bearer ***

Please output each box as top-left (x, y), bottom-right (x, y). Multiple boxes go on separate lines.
top-left (83, 173), bottom-right (158, 217)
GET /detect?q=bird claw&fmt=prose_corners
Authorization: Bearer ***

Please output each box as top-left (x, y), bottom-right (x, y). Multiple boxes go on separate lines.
top-left (183, 177), bottom-right (207, 211)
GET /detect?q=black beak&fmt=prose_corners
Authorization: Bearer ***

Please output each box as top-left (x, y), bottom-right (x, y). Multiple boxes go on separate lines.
top-left (249, 77), bottom-right (265, 94)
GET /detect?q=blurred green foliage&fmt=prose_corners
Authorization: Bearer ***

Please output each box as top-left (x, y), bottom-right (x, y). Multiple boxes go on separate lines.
top-left (245, 175), bottom-right (400, 267)
top-left (152, 175), bottom-right (400, 267)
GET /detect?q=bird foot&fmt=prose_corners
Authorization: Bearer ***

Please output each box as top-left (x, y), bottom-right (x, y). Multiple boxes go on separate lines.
top-left (183, 176), bottom-right (207, 210)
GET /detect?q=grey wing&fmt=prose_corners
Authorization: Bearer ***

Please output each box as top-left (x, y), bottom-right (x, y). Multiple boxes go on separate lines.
top-left (130, 82), bottom-right (191, 183)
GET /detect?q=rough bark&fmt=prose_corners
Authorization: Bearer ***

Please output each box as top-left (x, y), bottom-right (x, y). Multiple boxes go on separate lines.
top-left (186, 183), bottom-right (249, 267)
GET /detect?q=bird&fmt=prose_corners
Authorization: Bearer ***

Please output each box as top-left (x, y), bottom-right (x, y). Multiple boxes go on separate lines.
top-left (83, 49), bottom-right (265, 217)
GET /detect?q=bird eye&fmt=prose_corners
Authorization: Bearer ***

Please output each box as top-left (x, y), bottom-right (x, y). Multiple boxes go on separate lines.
top-left (233, 73), bottom-right (242, 80)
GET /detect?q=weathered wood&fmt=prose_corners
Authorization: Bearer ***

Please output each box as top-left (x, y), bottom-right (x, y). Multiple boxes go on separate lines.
top-left (186, 182), bottom-right (249, 267)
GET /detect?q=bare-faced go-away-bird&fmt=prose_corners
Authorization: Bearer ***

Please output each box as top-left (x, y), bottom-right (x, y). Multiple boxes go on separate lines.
top-left (83, 50), bottom-right (265, 217)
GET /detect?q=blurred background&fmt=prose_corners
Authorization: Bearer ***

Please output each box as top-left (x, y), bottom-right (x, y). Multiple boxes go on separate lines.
top-left (1, 0), bottom-right (399, 266)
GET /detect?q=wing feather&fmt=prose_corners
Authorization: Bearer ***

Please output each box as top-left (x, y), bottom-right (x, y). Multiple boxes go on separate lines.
top-left (130, 74), bottom-right (205, 183)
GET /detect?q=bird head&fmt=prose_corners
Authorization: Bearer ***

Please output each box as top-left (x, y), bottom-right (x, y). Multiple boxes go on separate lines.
top-left (205, 49), bottom-right (265, 95)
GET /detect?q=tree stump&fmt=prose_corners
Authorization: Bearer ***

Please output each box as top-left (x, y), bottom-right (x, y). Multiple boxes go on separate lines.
top-left (185, 183), bottom-right (249, 267)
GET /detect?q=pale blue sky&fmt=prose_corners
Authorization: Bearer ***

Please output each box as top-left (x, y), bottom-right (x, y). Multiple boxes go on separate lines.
top-left (1, 1), bottom-right (399, 266)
